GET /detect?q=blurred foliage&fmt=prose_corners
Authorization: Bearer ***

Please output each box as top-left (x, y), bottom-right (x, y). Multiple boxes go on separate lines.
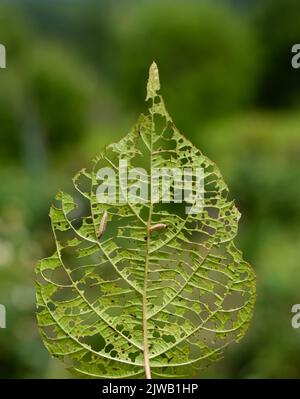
top-left (254, 0), bottom-right (300, 107)
top-left (108, 1), bottom-right (259, 131)
top-left (0, 6), bottom-right (98, 166)
top-left (0, 0), bottom-right (300, 379)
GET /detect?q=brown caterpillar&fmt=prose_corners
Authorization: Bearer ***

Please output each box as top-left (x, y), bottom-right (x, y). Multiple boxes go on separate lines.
top-left (144, 223), bottom-right (167, 240)
top-left (97, 211), bottom-right (108, 239)
top-left (149, 223), bottom-right (167, 233)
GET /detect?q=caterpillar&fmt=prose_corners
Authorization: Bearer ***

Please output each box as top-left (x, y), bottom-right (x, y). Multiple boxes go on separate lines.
top-left (144, 223), bottom-right (167, 240)
top-left (149, 223), bottom-right (167, 233)
top-left (97, 211), bottom-right (108, 239)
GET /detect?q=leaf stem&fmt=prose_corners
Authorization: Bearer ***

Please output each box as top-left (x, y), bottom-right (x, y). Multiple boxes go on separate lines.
top-left (143, 212), bottom-right (152, 379)
top-left (142, 89), bottom-right (156, 379)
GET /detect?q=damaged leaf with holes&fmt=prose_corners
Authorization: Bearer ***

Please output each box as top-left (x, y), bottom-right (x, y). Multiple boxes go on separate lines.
top-left (35, 62), bottom-right (256, 379)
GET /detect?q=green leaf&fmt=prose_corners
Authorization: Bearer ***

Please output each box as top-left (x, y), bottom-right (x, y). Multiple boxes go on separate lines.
top-left (36, 63), bottom-right (256, 379)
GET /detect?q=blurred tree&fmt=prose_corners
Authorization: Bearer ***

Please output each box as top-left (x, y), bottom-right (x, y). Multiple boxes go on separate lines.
top-left (107, 0), bottom-right (259, 132)
top-left (0, 5), bottom-right (97, 169)
top-left (14, 0), bottom-right (114, 74)
top-left (27, 45), bottom-right (93, 152)
top-left (14, 0), bottom-right (261, 133)
top-left (254, 0), bottom-right (300, 107)
top-left (0, 5), bottom-right (30, 163)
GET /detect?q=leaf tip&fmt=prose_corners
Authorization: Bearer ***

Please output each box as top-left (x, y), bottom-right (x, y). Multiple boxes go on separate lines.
top-left (146, 61), bottom-right (160, 101)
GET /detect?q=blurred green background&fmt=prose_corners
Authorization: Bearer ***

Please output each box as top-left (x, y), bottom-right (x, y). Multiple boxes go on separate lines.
top-left (0, 0), bottom-right (300, 378)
